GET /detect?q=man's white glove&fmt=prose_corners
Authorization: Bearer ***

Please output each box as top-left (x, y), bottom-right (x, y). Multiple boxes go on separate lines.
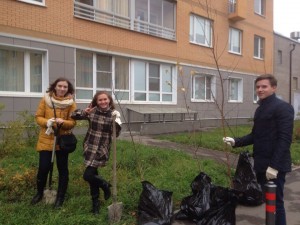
top-left (45, 118), bottom-right (55, 135)
top-left (112, 110), bottom-right (122, 126)
top-left (47, 118), bottom-right (55, 127)
top-left (266, 167), bottom-right (278, 180)
top-left (223, 137), bottom-right (235, 147)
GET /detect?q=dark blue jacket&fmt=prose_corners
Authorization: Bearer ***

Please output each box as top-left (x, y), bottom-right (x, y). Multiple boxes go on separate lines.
top-left (234, 94), bottom-right (294, 172)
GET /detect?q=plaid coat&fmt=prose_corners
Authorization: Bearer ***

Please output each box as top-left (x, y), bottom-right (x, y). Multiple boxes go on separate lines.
top-left (82, 107), bottom-right (119, 168)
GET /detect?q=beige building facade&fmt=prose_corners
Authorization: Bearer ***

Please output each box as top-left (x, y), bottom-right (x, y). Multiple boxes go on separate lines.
top-left (0, 0), bottom-right (274, 133)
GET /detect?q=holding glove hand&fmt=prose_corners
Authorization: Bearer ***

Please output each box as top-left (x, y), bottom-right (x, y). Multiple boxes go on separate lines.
top-left (112, 110), bottom-right (122, 126)
top-left (47, 118), bottom-right (55, 127)
top-left (45, 118), bottom-right (55, 135)
top-left (266, 166), bottom-right (278, 180)
top-left (223, 137), bottom-right (235, 147)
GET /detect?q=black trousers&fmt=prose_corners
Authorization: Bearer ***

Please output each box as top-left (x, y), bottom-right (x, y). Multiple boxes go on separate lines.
top-left (36, 150), bottom-right (69, 196)
top-left (83, 166), bottom-right (100, 198)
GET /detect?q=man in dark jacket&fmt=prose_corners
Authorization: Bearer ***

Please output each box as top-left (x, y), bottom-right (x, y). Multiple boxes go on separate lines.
top-left (223, 74), bottom-right (294, 225)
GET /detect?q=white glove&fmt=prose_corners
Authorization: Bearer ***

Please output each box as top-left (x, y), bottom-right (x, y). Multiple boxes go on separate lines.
top-left (266, 167), bottom-right (278, 180)
top-left (112, 110), bottom-right (121, 118)
top-left (46, 118), bottom-right (55, 128)
top-left (223, 137), bottom-right (235, 147)
top-left (112, 110), bottom-right (122, 126)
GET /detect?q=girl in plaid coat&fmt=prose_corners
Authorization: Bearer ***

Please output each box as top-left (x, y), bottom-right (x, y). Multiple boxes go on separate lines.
top-left (74, 91), bottom-right (121, 214)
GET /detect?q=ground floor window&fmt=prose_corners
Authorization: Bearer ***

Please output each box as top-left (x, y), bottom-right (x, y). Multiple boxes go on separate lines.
top-left (192, 74), bottom-right (215, 102)
top-left (0, 47), bottom-right (44, 94)
top-left (228, 77), bottom-right (243, 102)
top-left (76, 49), bottom-right (176, 103)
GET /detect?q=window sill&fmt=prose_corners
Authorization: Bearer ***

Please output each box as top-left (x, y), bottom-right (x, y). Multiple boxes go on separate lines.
top-left (18, 0), bottom-right (46, 7)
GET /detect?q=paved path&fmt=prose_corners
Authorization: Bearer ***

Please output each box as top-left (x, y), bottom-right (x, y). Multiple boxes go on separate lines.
top-left (119, 133), bottom-right (300, 225)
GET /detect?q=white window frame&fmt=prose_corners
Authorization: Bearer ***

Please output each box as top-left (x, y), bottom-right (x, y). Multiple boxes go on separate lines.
top-left (254, 35), bottom-right (265, 59)
top-left (18, 0), bottom-right (46, 6)
top-left (0, 45), bottom-right (47, 97)
top-left (228, 77), bottom-right (243, 102)
top-left (189, 14), bottom-right (212, 47)
top-left (131, 60), bottom-right (176, 104)
top-left (253, 79), bottom-right (259, 103)
top-left (254, 0), bottom-right (265, 16)
top-left (75, 50), bottom-right (176, 104)
top-left (191, 74), bottom-right (216, 102)
top-left (229, 28), bottom-right (242, 54)
top-left (75, 50), bottom-right (130, 103)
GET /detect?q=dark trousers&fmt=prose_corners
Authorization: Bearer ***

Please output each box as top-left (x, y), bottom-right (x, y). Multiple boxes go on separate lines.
top-left (36, 150), bottom-right (69, 196)
top-left (83, 166), bottom-right (99, 198)
top-left (257, 171), bottom-right (287, 225)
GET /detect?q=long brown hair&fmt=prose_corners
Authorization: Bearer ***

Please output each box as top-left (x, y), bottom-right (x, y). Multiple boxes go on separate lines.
top-left (46, 77), bottom-right (75, 96)
top-left (90, 91), bottom-right (115, 110)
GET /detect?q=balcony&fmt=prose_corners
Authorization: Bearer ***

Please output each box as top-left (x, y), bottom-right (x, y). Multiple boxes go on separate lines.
top-left (228, 0), bottom-right (247, 22)
top-left (74, 0), bottom-right (176, 41)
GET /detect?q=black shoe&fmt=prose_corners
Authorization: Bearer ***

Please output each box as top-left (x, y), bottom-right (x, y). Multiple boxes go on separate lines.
top-left (102, 182), bottom-right (112, 200)
top-left (92, 198), bottom-right (100, 215)
top-left (31, 192), bottom-right (43, 205)
top-left (95, 176), bottom-right (112, 200)
top-left (53, 196), bottom-right (65, 209)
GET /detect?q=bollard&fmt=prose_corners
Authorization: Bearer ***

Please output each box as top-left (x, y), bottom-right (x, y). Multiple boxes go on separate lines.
top-left (265, 181), bottom-right (276, 225)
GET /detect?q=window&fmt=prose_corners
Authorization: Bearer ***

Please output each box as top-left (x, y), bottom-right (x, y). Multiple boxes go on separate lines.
top-left (254, 0), bottom-right (265, 16)
top-left (253, 80), bottom-right (259, 102)
top-left (192, 74), bottom-right (215, 101)
top-left (76, 50), bottom-right (130, 101)
top-left (278, 50), bottom-right (282, 64)
top-left (135, 0), bottom-right (176, 39)
top-left (18, 0), bottom-right (45, 6)
top-left (76, 50), bottom-right (175, 103)
top-left (254, 35), bottom-right (265, 59)
top-left (74, 0), bottom-right (176, 40)
top-left (229, 28), bottom-right (242, 54)
top-left (228, 78), bottom-right (243, 102)
top-left (228, 0), bottom-right (236, 13)
top-left (190, 14), bottom-right (212, 47)
top-left (293, 77), bottom-right (298, 90)
top-left (133, 60), bottom-right (174, 102)
top-left (0, 47), bottom-right (44, 94)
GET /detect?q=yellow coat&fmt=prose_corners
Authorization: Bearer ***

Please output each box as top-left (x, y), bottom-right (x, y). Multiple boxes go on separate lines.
top-left (35, 94), bottom-right (76, 151)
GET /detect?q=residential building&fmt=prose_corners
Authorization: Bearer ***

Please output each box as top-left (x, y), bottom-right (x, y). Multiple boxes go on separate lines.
top-left (0, 0), bottom-right (274, 134)
top-left (273, 32), bottom-right (300, 118)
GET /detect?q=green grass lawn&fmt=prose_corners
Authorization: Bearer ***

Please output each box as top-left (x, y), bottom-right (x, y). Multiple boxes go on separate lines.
top-left (157, 124), bottom-right (300, 165)
top-left (0, 136), bottom-right (231, 225)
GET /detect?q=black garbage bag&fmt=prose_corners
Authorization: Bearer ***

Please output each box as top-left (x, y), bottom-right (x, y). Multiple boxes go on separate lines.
top-left (138, 181), bottom-right (173, 225)
top-left (197, 186), bottom-right (239, 225)
top-left (175, 172), bottom-right (211, 221)
top-left (233, 151), bottom-right (264, 206)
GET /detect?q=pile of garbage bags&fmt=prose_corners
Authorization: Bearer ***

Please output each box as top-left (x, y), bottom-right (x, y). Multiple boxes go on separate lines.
top-left (137, 151), bottom-right (263, 225)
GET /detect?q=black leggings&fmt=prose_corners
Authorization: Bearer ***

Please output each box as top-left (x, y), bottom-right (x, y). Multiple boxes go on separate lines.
top-left (36, 150), bottom-right (69, 194)
top-left (83, 166), bottom-right (100, 198)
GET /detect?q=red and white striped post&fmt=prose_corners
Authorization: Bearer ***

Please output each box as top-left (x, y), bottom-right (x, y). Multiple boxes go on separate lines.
top-left (265, 181), bottom-right (276, 225)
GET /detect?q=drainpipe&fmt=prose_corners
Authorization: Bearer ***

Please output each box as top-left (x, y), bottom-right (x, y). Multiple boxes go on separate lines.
top-left (289, 43), bottom-right (296, 104)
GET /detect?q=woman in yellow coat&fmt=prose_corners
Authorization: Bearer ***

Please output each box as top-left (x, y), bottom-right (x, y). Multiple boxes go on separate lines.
top-left (31, 78), bottom-right (76, 208)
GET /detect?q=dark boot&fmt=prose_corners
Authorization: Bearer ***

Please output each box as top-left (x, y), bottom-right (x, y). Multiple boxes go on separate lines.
top-left (92, 196), bottom-right (100, 215)
top-left (53, 194), bottom-right (65, 209)
top-left (31, 179), bottom-right (44, 205)
top-left (95, 176), bottom-right (112, 200)
top-left (31, 192), bottom-right (43, 205)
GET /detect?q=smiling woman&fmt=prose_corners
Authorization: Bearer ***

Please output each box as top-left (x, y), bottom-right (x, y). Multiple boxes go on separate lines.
top-left (274, 0), bottom-right (300, 37)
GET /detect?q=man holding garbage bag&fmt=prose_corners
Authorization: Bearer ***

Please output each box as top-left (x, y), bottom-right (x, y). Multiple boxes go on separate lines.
top-left (223, 74), bottom-right (294, 225)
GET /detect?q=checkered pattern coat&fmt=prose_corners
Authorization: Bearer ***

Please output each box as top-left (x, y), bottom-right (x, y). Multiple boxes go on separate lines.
top-left (82, 107), bottom-right (115, 168)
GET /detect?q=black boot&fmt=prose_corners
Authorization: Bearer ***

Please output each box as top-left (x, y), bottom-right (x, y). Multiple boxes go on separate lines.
top-left (95, 176), bottom-right (112, 200)
top-left (92, 196), bottom-right (100, 215)
top-left (31, 192), bottom-right (43, 205)
top-left (53, 194), bottom-right (65, 209)
top-left (31, 178), bottom-right (44, 205)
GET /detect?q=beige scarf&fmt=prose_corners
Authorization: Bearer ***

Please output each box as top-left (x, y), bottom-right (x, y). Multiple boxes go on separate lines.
top-left (44, 92), bottom-right (74, 109)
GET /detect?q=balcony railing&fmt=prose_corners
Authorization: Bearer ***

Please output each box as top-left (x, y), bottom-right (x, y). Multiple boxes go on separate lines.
top-left (74, 1), bottom-right (176, 41)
